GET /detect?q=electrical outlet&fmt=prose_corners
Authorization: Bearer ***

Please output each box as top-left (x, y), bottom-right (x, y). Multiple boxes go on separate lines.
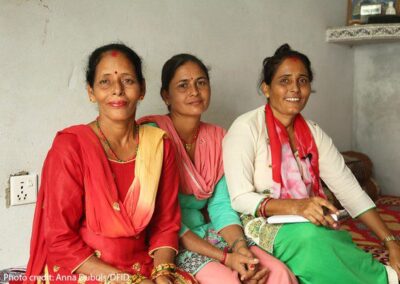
top-left (10, 174), bottom-right (38, 206)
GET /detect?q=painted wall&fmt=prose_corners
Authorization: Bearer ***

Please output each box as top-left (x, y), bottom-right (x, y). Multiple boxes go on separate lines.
top-left (353, 43), bottom-right (400, 196)
top-left (0, 0), bottom-right (352, 268)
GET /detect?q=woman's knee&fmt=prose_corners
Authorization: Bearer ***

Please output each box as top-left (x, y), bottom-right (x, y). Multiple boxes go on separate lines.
top-left (250, 246), bottom-right (298, 284)
top-left (195, 261), bottom-right (240, 284)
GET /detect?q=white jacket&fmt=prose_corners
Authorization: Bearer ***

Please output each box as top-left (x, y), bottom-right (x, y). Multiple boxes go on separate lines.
top-left (223, 106), bottom-right (375, 218)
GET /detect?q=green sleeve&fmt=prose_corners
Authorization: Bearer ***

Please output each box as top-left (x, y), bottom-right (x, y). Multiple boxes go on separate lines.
top-left (208, 176), bottom-right (242, 232)
top-left (179, 222), bottom-right (190, 237)
top-left (143, 122), bottom-right (158, 127)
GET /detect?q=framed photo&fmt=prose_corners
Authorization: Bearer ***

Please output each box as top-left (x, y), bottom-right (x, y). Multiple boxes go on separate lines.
top-left (347, 0), bottom-right (400, 25)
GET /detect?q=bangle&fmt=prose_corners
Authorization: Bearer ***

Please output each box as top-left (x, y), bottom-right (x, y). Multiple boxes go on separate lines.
top-left (152, 263), bottom-right (176, 273)
top-left (382, 235), bottom-right (399, 247)
top-left (151, 270), bottom-right (174, 280)
top-left (258, 197), bottom-right (273, 217)
top-left (151, 263), bottom-right (176, 280)
top-left (231, 238), bottom-right (247, 252)
top-left (220, 246), bottom-right (229, 265)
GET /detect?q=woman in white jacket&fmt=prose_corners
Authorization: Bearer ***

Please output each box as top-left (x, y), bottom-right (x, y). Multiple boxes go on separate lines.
top-left (223, 43), bottom-right (400, 284)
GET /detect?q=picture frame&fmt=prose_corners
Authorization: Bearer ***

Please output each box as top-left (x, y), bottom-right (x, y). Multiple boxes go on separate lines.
top-left (347, 0), bottom-right (400, 25)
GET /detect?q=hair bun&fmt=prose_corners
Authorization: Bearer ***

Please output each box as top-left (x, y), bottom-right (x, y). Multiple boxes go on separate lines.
top-left (260, 43), bottom-right (313, 85)
top-left (275, 44), bottom-right (291, 56)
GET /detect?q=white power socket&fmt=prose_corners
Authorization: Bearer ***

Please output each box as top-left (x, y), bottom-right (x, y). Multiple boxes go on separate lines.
top-left (10, 174), bottom-right (38, 206)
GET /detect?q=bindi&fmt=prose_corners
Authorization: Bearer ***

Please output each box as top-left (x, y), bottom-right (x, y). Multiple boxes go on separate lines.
top-left (114, 71), bottom-right (118, 74)
top-left (111, 51), bottom-right (118, 57)
top-left (287, 56), bottom-right (299, 62)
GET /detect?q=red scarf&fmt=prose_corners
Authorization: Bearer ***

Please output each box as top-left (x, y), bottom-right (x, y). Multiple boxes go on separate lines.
top-left (265, 104), bottom-right (326, 199)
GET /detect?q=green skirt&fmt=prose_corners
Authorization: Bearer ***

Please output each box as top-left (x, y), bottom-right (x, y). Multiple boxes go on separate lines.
top-left (242, 216), bottom-right (389, 284)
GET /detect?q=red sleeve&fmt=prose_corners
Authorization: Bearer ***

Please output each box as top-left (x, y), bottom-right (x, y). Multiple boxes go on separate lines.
top-left (147, 138), bottom-right (181, 255)
top-left (43, 133), bottom-right (93, 272)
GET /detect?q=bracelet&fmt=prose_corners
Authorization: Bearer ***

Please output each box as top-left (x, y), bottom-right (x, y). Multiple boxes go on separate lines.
top-left (220, 246), bottom-right (229, 265)
top-left (258, 197), bottom-right (273, 217)
top-left (151, 263), bottom-right (176, 280)
top-left (231, 238), bottom-right (247, 252)
top-left (382, 235), bottom-right (400, 247)
top-left (151, 270), bottom-right (174, 281)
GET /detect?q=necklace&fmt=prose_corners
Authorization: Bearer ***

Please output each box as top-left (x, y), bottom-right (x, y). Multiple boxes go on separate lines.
top-left (179, 125), bottom-right (200, 152)
top-left (96, 117), bottom-right (139, 162)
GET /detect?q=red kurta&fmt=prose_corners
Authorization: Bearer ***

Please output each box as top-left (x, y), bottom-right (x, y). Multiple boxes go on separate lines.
top-left (24, 125), bottom-right (180, 283)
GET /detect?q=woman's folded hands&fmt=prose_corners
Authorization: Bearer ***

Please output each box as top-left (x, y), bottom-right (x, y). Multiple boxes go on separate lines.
top-left (226, 246), bottom-right (269, 284)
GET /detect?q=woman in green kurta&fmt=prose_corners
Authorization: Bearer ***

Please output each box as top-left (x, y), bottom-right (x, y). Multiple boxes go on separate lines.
top-left (139, 54), bottom-right (298, 284)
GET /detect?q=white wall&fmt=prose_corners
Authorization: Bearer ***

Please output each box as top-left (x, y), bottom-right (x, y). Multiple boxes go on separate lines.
top-left (0, 0), bottom-right (352, 268)
top-left (353, 43), bottom-right (400, 196)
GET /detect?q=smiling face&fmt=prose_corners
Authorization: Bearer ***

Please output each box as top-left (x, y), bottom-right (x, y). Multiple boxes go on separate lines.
top-left (87, 51), bottom-right (145, 122)
top-left (163, 61), bottom-right (210, 117)
top-left (262, 57), bottom-right (311, 123)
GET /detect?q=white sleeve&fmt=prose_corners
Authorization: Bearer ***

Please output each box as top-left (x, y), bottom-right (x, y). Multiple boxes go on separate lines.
top-left (311, 122), bottom-right (375, 217)
top-left (223, 120), bottom-right (265, 215)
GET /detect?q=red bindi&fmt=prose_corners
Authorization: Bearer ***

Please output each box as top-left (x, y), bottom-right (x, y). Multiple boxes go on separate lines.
top-left (114, 71), bottom-right (118, 74)
top-left (111, 51), bottom-right (118, 57)
top-left (287, 55), bottom-right (299, 62)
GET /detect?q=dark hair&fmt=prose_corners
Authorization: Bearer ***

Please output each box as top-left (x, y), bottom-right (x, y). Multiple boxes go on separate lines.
top-left (261, 43), bottom-right (313, 85)
top-left (160, 53), bottom-right (209, 94)
top-left (86, 43), bottom-right (144, 87)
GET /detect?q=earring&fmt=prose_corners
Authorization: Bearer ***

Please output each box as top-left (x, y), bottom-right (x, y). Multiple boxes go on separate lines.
top-left (265, 93), bottom-right (270, 98)
top-left (139, 96), bottom-right (144, 101)
top-left (165, 101), bottom-right (170, 106)
top-left (90, 98), bottom-right (95, 103)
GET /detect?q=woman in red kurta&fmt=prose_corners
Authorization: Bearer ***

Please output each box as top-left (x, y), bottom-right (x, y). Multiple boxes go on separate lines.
top-left (24, 43), bottom-right (195, 284)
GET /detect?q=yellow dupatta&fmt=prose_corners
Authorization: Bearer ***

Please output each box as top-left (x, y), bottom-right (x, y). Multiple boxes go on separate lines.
top-left (123, 125), bottom-right (166, 233)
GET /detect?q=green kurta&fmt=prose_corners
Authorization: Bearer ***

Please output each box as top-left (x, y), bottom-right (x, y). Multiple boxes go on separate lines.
top-left (176, 176), bottom-right (243, 274)
top-left (179, 175), bottom-right (241, 237)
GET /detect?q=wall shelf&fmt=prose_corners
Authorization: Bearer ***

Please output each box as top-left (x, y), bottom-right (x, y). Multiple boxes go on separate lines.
top-left (326, 23), bottom-right (400, 45)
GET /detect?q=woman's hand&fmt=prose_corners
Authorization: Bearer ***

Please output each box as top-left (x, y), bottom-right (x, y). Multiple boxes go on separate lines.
top-left (357, 209), bottom-right (400, 278)
top-left (387, 241), bottom-right (400, 277)
top-left (243, 268), bottom-right (269, 284)
top-left (225, 249), bottom-right (261, 282)
top-left (293, 197), bottom-right (338, 227)
top-left (235, 247), bottom-right (269, 284)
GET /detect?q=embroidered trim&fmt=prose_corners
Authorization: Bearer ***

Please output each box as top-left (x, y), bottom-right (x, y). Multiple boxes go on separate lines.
top-left (71, 253), bottom-right (95, 273)
top-left (148, 246), bottom-right (178, 257)
top-left (241, 214), bottom-right (282, 253)
top-left (326, 24), bottom-right (400, 43)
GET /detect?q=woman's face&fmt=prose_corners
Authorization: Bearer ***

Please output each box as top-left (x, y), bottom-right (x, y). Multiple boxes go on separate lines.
top-left (163, 61), bottom-right (210, 117)
top-left (263, 57), bottom-right (311, 123)
top-left (87, 51), bottom-right (145, 122)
